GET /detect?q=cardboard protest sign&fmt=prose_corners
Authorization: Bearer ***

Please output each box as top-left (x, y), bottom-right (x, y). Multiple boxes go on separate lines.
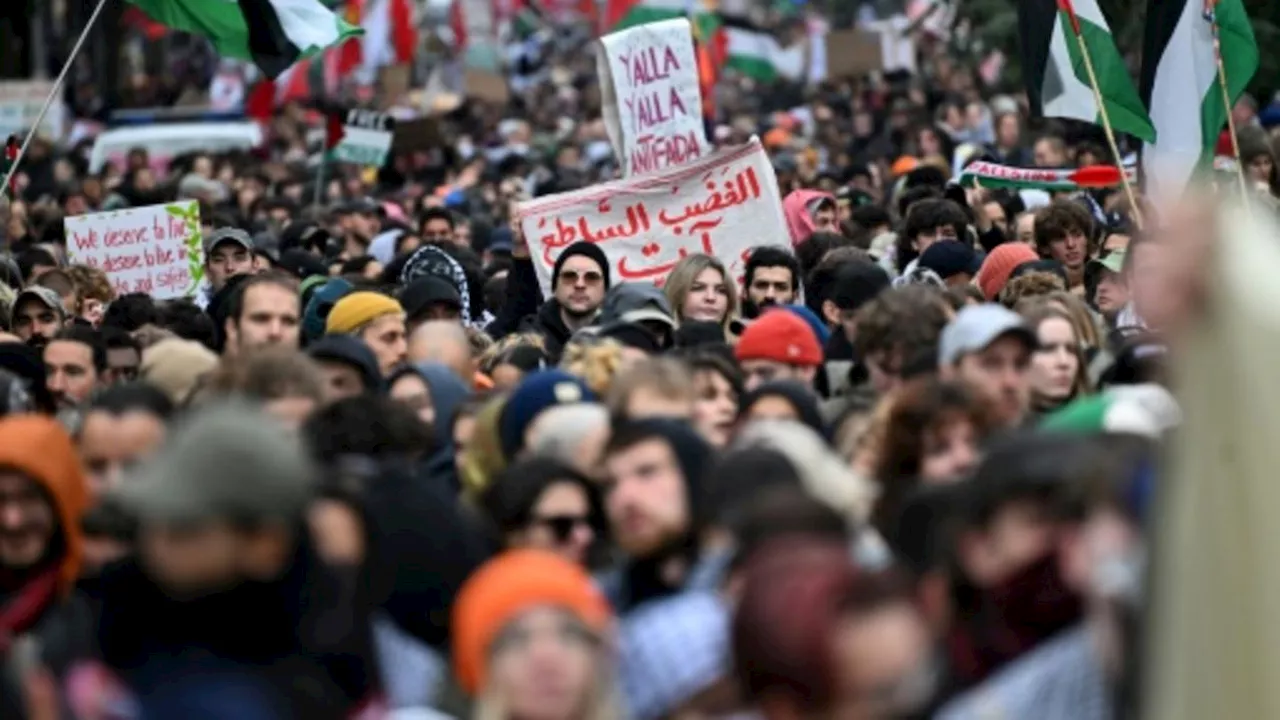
top-left (598, 19), bottom-right (709, 177)
top-left (64, 201), bottom-right (205, 300)
top-left (824, 29), bottom-right (886, 78)
top-left (0, 81), bottom-right (66, 140)
top-left (332, 109), bottom-right (397, 167)
top-left (516, 138), bottom-right (787, 295)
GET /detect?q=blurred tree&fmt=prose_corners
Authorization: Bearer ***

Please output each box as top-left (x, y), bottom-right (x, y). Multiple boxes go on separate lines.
top-left (958, 0), bottom-right (1277, 101)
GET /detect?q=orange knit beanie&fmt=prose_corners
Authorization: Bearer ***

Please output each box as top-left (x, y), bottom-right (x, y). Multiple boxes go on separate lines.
top-left (975, 243), bottom-right (1040, 300)
top-left (451, 550), bottom-right (613, 694)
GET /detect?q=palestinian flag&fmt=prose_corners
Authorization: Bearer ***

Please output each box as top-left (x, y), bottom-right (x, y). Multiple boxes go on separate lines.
top-left (125, 0), bottom-right (362, 79)
top-left (604, 0), bottom-right (689, 31)
top-left (958, 161), bottom-right (1132, 192)
top-left (720, 14), bottom-right (792, 82)
top-left (1140, 0), bottom-right (1258, 199)
top-left (1017, 0), bottom-right (1155, 142)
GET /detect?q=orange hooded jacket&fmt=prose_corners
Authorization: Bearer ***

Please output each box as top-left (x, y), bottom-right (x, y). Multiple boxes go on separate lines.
top-left (0, 415), bottom-right (89, 593)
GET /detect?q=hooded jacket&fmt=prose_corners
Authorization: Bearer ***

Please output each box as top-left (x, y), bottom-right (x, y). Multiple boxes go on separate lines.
top-left (598, 420), bottom-right (714, 613)
top-left (388, 363), bottom-right (472, 493)
top-left (782, 189), bottom-right (836, 246)
top-left (0, 416), bottom-right (94, 720)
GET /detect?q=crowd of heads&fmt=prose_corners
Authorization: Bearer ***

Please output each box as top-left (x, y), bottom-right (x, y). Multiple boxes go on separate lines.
top-left (0, 11), bottom-right (1205, 719)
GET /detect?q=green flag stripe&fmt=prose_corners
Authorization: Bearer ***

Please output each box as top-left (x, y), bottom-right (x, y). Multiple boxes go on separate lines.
top-left (126, 0), bottom-right (360, 78)
top-left (1060, 10), bottom-right (1156, 142)
top-left (1201, 0), bottom-right (1258, 152)
top-left (611, 5), bottom-right (686, 30)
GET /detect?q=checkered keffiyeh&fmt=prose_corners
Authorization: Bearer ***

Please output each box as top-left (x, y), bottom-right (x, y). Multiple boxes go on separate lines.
top-left (936, 625), bottom-right (1111, 720)
top-left (618, 591), bottom-right (730, 720)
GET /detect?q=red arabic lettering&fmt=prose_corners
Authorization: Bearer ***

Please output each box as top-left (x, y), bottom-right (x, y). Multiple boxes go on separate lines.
top-left (656, 167), bottom-right (760, 226)
top-left (536, 205), bottom-right (651, 267)
top-left (617, 246), bottom-right (694, 281)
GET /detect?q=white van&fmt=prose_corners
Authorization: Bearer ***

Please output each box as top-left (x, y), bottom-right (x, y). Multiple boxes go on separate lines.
top-left (88, 121), bottom-right (264, 175)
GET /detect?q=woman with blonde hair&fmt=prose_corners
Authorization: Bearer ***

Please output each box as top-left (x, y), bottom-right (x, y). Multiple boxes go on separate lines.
top-left (663, 253), bottom-right (739, 331)
top-left (460, 394), bottom-right (511, 505)
top-left (560, 338), bottom-right (626, 397)
top-left (1020, 301), bottom-right (1093, 419)
top-left (450, 550), bottom-right (620, 720)
top-left (1042, 289), bottom-right (1105, 353)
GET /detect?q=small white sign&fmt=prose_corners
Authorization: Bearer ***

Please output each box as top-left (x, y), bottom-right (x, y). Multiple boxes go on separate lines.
top-left (332, 109), bottom-right (396, 167)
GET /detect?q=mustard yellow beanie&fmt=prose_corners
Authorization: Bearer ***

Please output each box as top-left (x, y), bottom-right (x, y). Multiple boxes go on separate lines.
top-left (325, 292), bottom-right (404, 335)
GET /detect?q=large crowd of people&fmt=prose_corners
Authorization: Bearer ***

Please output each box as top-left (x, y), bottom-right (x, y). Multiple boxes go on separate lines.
top-left (0, 6), bottom-right (1254, 719)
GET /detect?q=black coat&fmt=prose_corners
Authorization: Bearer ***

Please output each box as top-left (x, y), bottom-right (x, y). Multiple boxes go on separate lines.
top-left (97, 538), bottom-right (379, 720)
top-left (485, 256), bottom-right (575, 362)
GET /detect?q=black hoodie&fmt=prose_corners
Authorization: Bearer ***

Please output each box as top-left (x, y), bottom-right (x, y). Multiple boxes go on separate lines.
top-left (599, 420), bottom-right (714, 613)
top-left (97, 535), bottom-right (378, 719)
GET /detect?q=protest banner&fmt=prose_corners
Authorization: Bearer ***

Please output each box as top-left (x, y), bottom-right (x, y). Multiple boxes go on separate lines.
top-left (516, 138), bottom-right (787, 294)
top-left (332, 109), bottom-right (397, 167)
top-left (64, 201), bottom-right (205, 300)
top-left (0, 80), bottom-right (66, 140)
top-left (598, 19), bottom-right (709, 177)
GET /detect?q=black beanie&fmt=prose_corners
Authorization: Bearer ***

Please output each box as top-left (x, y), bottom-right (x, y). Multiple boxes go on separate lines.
top-left (552, 241), bottom-right (611, 290)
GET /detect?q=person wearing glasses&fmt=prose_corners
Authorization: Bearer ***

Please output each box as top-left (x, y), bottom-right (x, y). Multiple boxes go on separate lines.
top-left (480, 457), bottom-right (602, 567)
top-left (487, 236), bottom-right (612, 364)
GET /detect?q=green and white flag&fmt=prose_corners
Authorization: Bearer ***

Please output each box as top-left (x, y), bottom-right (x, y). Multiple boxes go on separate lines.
top-left (126, 0), bottom-right (362, 79)
top-left (1016, 0), bottom-right (1155, 143)
top-left (721, 16), bottom-right (805, 82)
top-left (958, 161), bottom-right (1131, 192)
top-left (1140, 0), bottom-right (1258, 200)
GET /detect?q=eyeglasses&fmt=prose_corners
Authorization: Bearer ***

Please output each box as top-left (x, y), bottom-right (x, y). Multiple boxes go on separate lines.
top-left (558, 270), bottom-right (603, 286)
top-left (532, 514), bottom-right (592, 542)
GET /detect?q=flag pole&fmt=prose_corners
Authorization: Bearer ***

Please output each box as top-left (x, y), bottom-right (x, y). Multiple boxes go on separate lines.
top-left (0, 0), bottom-right (112, 203)
top-left (1058, 0), bottom-right (1145, 230)
top-left (1207, 7), bottom-right (1251, 202)
top-left (313, 152), bottom-right (328, 209)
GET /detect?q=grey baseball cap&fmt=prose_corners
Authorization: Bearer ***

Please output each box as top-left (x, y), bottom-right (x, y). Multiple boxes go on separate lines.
top-left (596, 282), bottom-right (676, 329)
top-left (113, 401), bottom-right (317, 524)
top-left (938, 304), bottom-right (1036, 367)
top-left (14, 286), bottom-right (67, 317)
top-left (203, 227), bottom-right (254, 254)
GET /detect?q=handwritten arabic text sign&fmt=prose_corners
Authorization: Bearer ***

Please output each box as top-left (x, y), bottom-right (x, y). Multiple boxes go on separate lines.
top-left (598, 19), bottom-right (708, 176)
top-left (64, 202), bottom-right (206, 300)
top-left (517, 138), bottom-right (788, 294)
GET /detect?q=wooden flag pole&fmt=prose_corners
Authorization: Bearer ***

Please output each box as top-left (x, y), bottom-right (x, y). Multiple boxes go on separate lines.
top-left (1, 0), bottom-right (112, 202)
top-left (1208, 8), bottom-right (1252, 202)
top-left (1058, 0), bottom-right (1145, 230)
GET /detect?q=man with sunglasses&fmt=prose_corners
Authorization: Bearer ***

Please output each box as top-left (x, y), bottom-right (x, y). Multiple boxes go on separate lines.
top-left (528, 241), bottom-right (612, 360)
